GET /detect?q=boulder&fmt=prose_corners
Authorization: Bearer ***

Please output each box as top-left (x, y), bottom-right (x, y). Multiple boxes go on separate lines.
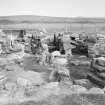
top-left (49, 67), bottom-right (70, 82)
top-left (74, 79), bottom-right (90, 86)
top-left (43, 82), bottom-right (59, 89)
top-left (60, 79), bottom-right (73, 87)
top-left (79, 56), bottom-right (87, 59)
top-left (18, 71), bottom-right (48, 86)
top-left (79, 61), bottom-right (90, 66)
top-left (70, 60), bottom-right (90, 66)
top-left (0, 72), bottom-right (7, 87)
top-left (51, 51), bottom-right (61, 58)
top-left (70, 61), bottom-right (80, 66)
top-left (96, 57), bottom-right (105, 67)
top-left (96, 72), bottom-right (105, 80)
top-left (4, 81), bottom-right (17, 91)
top-left (49, 70), bottom-right (59, 82)
top-left (91, 58), bottom-right (105, 72)
top-left (5, 64), bottom-right (23, 71)
top-left (65, 49), bottom-right (72, 57)
top-left (0, 58), bottom-right (7, 66)
top-left (70, 85), bottom-right (87, 93)
top-left (17, 77), bottom-right (32, 87)
top-left (41, 82), bottom-right (60, 96)
top-left (92, 64), bottom-right (105, 72)
top-left (53, 57), bottom-right (67, 66)
top-left (87, 36), bottom-right (97, 43)
top-left (87, 73), bottom-right (105, 87)
top-left (58, 67), bottom-right (70, 77)
top-left (88, 87), bottom-right (104, 94)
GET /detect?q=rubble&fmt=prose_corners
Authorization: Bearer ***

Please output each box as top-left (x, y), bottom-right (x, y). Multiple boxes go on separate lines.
top-left (88, 57), bottom-right (105, 87)
top-left (0, 29), bottom-right (105, 105)
top-left (87, 73), bottom-right (105, 87)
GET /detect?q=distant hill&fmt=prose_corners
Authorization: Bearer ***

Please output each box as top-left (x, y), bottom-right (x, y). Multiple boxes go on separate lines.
top-left (0, 15), bottom-right (105, 24)
top-left (0, 19), bottom-right (15, 24)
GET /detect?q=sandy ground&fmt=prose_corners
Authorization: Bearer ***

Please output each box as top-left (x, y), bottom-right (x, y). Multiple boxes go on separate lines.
top-left (1, 83), bottom-right (105, 105)
top-left (0, 53), bottom-right (105, 105)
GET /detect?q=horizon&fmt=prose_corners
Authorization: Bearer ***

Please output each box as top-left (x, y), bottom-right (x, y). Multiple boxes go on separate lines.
top-left (0, 0), bottom-right (105, 17)
top-left (0, 14), bottom-right (105, 18)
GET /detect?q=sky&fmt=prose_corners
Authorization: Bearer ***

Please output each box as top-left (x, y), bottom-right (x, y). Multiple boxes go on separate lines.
top-left (0, 0), bottom-right (105, 17)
